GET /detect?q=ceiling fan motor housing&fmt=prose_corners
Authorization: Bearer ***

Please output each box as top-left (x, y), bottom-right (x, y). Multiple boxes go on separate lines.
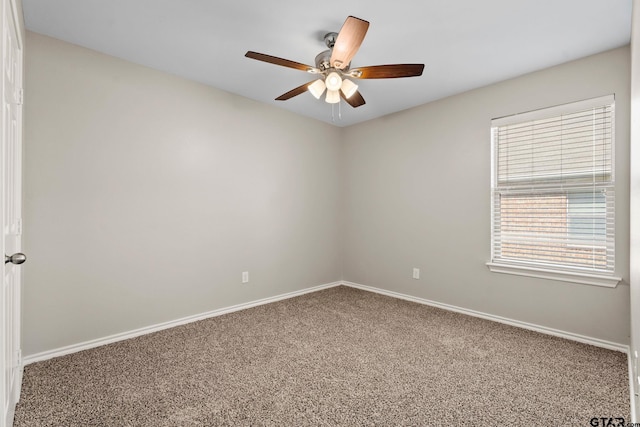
top-left (315, 50), bottom-right (332, 72)
top-left (315, 50), bottom-right (350, 74)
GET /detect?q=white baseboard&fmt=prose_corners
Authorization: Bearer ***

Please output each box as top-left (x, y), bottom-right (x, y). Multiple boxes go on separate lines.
top-left (342, 281), bottom-right (629, 353)
top-left (23, 281), bottom-right (342, 365)
top-left (24, 279), bottom-right (629, 366)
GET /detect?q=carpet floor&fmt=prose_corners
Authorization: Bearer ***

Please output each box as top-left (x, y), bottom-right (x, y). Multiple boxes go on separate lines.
top-left (14, 286), bottom-right (630, 426)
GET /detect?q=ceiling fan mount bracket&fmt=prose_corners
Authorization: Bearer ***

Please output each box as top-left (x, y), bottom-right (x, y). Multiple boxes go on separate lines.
top-left (323, 32), bottom-right (338, 49)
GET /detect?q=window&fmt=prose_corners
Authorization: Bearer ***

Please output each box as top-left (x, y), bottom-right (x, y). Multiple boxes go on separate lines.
top-left (488, 95), bottom-right (620, 287)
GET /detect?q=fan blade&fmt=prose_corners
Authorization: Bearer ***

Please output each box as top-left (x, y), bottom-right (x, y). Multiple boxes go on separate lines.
top-left (245, 51), bottom-right (319, 73)
top-left (341, 90), bottom-right (366, 108)
top-left (349, 64), bottom-right (425, 79)
top-left (275, 82), bottom-right (313, 101)
top-left (330, 16), bottom-right (369, 69)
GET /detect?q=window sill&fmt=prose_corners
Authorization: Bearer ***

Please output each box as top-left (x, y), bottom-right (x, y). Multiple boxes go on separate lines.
top-left (486, 262), bottom-right (622, 288)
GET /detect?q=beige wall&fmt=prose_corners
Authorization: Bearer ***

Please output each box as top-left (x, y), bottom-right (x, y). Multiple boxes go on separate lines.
top-left (23, 32), bottom-right (343, 355)
top-left (342, 46), bottom-right (631, 346)
top-left (24, 31), bottom-right (632, 357)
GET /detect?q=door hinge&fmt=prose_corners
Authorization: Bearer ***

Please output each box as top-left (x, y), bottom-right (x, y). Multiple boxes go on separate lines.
top-left (16, 88), bottom-right (23, 105)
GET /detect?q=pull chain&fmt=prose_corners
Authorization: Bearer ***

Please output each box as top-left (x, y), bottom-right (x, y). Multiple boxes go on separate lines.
top-left (330, 101), bottom-right (342, 122)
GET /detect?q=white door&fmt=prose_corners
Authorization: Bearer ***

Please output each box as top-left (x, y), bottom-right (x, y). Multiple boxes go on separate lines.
top-left (1, 0), bottom-right (22, 425)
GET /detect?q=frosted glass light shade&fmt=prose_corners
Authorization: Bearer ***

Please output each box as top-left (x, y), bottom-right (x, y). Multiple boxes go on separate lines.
top-left (340, 79), bottom-right (358, 99)
top-left (325, 72), bottom-right (342, 91)
top-left (325, 89), bottom-right (340, 104)
top-left (308, 79), bottom-right (326, 99)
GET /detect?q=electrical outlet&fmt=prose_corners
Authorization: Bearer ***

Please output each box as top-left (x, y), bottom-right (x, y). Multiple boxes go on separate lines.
top-left (412, 268), bottom-right (420, 279)
top-left (242, 271), bottom-right (249, 283)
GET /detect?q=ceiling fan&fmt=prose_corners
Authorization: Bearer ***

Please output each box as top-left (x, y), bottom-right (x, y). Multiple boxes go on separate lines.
top-left (245, 16), bottom-right (425, 108)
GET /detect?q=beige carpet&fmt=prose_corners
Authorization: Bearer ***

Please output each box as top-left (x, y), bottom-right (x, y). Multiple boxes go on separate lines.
top-left (14, 286), bottom-right (629, 426)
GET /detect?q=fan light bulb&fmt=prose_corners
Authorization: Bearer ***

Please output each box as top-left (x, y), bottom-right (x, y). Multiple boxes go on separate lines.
top-left (308, 79), bottom-right (326, 99)
top-left (325, 89), bottom-right (340, 104)
top-left (325, 72), bottom-right (342, 91)
top-left (340, 79), bottom-right (358, 99)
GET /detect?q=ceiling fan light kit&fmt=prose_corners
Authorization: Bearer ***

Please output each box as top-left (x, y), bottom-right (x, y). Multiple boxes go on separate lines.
top-left (245, 16), bottom-right (425, 110)
top-left (325, 71), bottom-right (342, 91)
top-left (308, 79), bottom-right (326, 99)
top-left (325, 89), bottom-right (340, 104)
top-left (340, 78), bottom-right (358, 99)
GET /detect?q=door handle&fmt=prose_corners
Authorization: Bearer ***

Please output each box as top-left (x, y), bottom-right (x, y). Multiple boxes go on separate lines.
top-left (5, 253), bottom-right (26, 265)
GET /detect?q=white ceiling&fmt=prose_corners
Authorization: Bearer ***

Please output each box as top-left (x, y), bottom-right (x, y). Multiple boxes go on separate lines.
top-left (21, 0), bottom-right (632, 127)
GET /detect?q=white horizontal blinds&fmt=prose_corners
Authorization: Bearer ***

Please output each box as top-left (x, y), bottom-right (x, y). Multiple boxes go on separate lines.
top-left (491, 96), bottom-right (615, 274)
top-left (496, 106), bottom-right (613, 186)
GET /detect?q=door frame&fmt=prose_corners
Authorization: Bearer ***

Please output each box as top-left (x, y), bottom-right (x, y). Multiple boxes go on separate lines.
top-left (1, 0), bottom-right (23, 426)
